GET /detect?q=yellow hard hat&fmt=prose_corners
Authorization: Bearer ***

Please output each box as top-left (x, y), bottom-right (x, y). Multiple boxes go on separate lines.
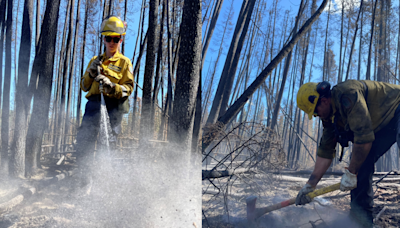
top-left (100, 16), bottom-right (126, 36)
top-left (297, 82), bottom-right (319, 120)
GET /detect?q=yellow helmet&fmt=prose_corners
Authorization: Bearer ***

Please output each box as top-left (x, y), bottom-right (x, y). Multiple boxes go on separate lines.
top-left (100, 16), bottom-right (126, 36)
top-left (297, 82), bottom-right (319, 120)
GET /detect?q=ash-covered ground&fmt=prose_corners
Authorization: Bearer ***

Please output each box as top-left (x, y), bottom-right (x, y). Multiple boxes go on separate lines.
top-left (202, 172), bottom-right (400, 228)
top-left (0, 145), bottom-right (201, 228)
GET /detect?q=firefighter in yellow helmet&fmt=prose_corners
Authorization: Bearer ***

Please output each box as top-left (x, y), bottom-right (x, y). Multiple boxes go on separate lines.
top-left (75, 16), bottom-right (134, 186)
top-left (295, 80), bottom-right (400, 227)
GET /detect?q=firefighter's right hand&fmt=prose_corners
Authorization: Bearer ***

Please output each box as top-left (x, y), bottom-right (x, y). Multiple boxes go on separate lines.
top-left (94, 74), bottom-right (107, 82)
top-left (295, 183), bottom-right (315, 205)
top-left (87, 58), bottom-right (102, 78)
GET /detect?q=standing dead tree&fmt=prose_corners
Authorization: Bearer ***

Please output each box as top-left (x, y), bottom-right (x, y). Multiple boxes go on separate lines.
top-left (25, 0), bottom-right (62, 177)
top-left (202, 0), bottom-right (329, 154)
top-left (206, 0), bottom-right (256, 125)
top-left (139, 0), bottom-right (159, 143)
top-left (1, 0), bottom-right (13, 176)
top-left (10, 0), bottom-right (33, 178)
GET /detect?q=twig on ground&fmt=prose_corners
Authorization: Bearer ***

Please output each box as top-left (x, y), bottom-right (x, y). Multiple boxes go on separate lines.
top-left (313, 203), bottom-right (329, 227)
top-left (374, 206), bottom-right (387, 223)
top-left (202, 209), bottom-right (211, 228)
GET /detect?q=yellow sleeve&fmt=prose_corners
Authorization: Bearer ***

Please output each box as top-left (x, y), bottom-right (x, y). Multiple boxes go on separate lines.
top-left (110, 59), bottom-right (134, 99)
top-left (81, 56), bottom-right (97, 92)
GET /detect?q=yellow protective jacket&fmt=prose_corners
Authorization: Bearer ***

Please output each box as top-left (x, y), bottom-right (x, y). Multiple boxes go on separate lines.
top-left (81, 51), bottom-right (134, 99)
top-left (318, 80), bottom-right (400, 159)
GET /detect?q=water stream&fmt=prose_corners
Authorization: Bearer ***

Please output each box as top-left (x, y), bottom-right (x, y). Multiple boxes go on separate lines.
top-left (98, 92), bottom-right (112, 155)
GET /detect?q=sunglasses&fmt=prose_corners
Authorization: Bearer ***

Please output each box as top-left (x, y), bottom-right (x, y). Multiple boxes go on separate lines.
top-left (105, 36), bottom-right (121, 43)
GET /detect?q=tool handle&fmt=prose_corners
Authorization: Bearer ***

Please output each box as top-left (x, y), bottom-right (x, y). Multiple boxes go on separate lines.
top-left (307, 183), bottom-right (340, 199)
top-left (248, 183), bottom-right (341, 221)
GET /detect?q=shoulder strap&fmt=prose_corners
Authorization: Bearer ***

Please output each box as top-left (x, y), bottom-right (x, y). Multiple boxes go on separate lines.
top-left (361, 81), bottom-right (368, 102)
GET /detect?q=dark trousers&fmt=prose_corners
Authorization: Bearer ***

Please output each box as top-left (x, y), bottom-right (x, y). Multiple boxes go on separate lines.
top-left (75, 95), bottom-right (123, 165)
top-left (350, 104), bottom-right (400, 226)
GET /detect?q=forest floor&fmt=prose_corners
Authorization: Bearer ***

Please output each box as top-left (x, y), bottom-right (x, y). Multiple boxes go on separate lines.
top-left (0, 143), bottom-right (201, 228)
top-left (202, 171), bottom-right (400, 228)
top-left (0, 161), bottom-right (140, 227)
top-left (0, 147), bottom-right (148, 228)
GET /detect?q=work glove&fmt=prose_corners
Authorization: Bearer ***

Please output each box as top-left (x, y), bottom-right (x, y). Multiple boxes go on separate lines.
top-left (94, 74), bottom-right (108, 82)
top-left (99, 79), bottom-right (115, 94)
top-left (340, 168), bottom-right (357, 191)
top-left (295, 183), bottom-right (315, 206)
top-left (87, 58), bottom-right (102, 78)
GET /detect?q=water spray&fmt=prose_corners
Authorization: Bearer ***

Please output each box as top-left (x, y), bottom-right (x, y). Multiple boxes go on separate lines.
top-left (95, 56), bottom-right (112, 156)
top-left (98, 80), bottom-right (112, 155)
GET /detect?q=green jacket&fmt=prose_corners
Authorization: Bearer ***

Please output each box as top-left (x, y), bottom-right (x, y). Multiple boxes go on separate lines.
top-left (317, 80), bottom-right (400, 159)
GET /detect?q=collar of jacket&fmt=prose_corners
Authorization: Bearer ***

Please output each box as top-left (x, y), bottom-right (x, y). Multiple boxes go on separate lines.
top-left (101, 51), bottom-right (122, 62)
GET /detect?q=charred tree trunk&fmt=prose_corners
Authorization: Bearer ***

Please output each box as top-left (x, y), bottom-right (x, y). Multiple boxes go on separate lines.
top-left (35, 0), bottom-right (40, 45)
top-left (201, 0), bottom-right (224, 67)
top-left (206, 0), bottom-right (256, 125)
top-left (337, 0), bottom-right (344, 83)
top-left (77, 0), bottom-right (90, 127)
top-left (122, 0), bottom-right (127, 54)
top-left (270, 1), bottom-right (304, 131)
top-left (345, 0), bottom-right (363, 81)
top-left (25, 0), bottom-right (61, 177)
top-left (66, 0), bottom-right (81, 142)
top-left (10, 0), bottom-right (33, 178)
top-left (202, 0), bottom-right (329, 153)
top-left (358, 2), bottom-right (363, 80)
top-left (159, 0), bottom-right (173, 140)
top-left (0, 0), bottom-right (6, 173)
top-left (131, 0), bottom-right (146, 137)
top-left (51, 0), bottom-right (72, 153)
top-left (168, 0), bottom-right (201, 149)
top-left (151, 0), bottom-right (165, 136)
top-left (2, 0), bottom-right (13, 176)
top-left (377, 0), bottom-right (385, 82)
top-left (366, 0), bottom-right (378, 80)
top-left (140, 0), bottom-right (159, 143)
top-left (57, 0), bottom-right (75, 153)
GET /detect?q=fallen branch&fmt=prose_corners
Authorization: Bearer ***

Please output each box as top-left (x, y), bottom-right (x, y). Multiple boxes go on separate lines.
top-left (269, 170), bottom-right (400, 177)
top-left (0, 169), bottom-right (77, 215)
top-left (373, 177), bottom-right (400, 183)
top-left (0, 187), bottom-right (35, 213)
top-left (269, 170), bottom-right (344, 176)
top-left (202, 168), bottom-right (257, 180)
top-left (374, 206), bottom-right (387, 223)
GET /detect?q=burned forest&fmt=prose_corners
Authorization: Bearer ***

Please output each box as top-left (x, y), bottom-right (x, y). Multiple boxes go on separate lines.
top-left (0, 0), bottom-right (399, 227)
top-left (202, 0), bottom-right (400, 227)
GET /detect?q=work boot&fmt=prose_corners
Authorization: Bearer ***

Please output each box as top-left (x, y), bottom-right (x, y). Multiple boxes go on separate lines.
top-left (349, 208), bottom-right (373, 228)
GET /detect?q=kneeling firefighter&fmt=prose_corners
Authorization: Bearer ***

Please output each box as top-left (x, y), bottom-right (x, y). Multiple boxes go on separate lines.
top-left (295, 80), bottom-right (400, 227)
top-left (75, 16), bottom-right (134, 177)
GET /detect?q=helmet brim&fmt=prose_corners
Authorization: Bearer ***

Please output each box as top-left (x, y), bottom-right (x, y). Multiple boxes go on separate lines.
top-left (307, 98), bottom-right (318, 120)
top-left (101, 31), bottom-right (126, 36)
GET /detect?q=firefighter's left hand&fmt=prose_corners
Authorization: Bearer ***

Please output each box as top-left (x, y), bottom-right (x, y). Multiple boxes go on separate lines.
top-left (340, 168), bottom-right (357, 191)
top-left (100, 79), bottom-right (115, 94)
top-left (94, 74), bottom-right (107, 82)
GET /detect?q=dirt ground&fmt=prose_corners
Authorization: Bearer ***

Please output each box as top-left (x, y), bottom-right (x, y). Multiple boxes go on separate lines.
top-left (0, 163), bottom-right (139, 228)
top-left (0, 145), bottom-right (202, 228)
top-left (0, 164), bottom-right (398, 227)
top-left (202, 172), bottom-right (400, 228)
